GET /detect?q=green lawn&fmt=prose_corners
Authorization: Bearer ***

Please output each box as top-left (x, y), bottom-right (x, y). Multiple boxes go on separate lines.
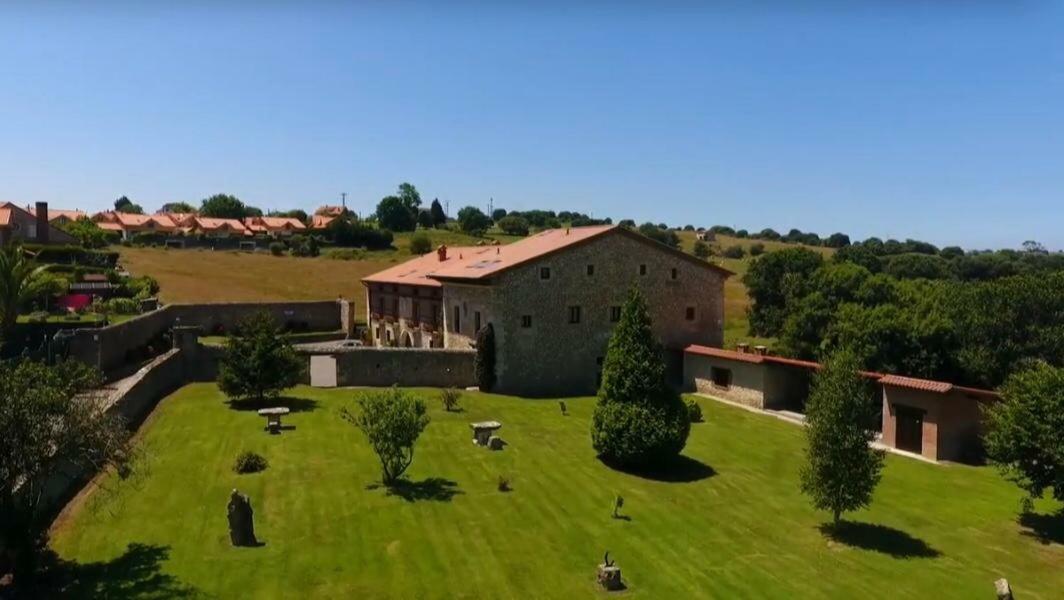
top-left (50, 387), bottom-right (1062, 598)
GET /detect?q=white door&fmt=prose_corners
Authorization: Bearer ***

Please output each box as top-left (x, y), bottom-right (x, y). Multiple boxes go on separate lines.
top-left (310, 355), bottom-right (338, 388)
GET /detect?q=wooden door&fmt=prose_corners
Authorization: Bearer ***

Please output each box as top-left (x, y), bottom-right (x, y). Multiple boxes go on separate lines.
top-left (894, 405), bottom-right (924, 454)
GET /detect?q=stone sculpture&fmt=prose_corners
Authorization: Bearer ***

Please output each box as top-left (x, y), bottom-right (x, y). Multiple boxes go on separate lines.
top-left (227, 489), bottom-right (258, 546)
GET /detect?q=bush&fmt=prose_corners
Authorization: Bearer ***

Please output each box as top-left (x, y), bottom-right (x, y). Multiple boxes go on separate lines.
top-left (440, 387), bottom-right (461, 412)
top-left (25, 244), bottom-right (119, 268)
top-left (496, 215), bottom-right (530, 236)
top-left (591, 288), bottom-right (690, 468)
top-left (105, 297), bottom-right (140, 315)
top-left (693, 240), bottom-right (712, 259)
top-left (722, 245), bottom-right (746, 259)
top-left (324, 248), bottom-right (366, 261)
top-left (497, 476), bottom-right (512, 492)
top-left (218, 312), bottom-right (304, 403)
top-left (233, 451), bottom-right (268, 474)
top-left (341, 387), bottom-right (430, 484)
top-left (118, 275), bottom-right (159, 300)
top-left (409, 232), bottom-right (433, 255)
top-left (288, 234), bottom-right (321, 257)
top-left (269, 241), bottom-right (285, 256)
top-left (685, 398), bottom-right (703, 423)
top-left (749, 243), bottom-right (765, 256)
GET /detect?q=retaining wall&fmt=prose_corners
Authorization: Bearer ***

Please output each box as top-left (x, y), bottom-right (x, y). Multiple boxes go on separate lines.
top-left (304, 347), bottom-right (476, 388)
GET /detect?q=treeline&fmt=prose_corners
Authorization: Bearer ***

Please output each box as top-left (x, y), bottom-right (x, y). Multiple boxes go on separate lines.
top-left (744, 247), bottom-right (1064, 389)
top-left (701, 225), bottom-right (851, 248)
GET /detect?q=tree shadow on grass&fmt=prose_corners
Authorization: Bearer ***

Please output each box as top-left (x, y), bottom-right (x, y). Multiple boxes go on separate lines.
top-left (602, 454), bottom-right (717, 483)
top-left (36, 543), bottom-right (200, 599)
top-left (367, 478), bottom-right (463, 503)
top-left (1019, 511), bottom-right (1064, 545)
top-left (818, 521), bottom-right (941, 559)
top-left (225, 396), bottom-right (319, 413)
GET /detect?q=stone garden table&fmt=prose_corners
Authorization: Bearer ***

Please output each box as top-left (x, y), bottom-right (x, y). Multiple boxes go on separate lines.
top-left (258, 407), bottom-right (290, 432)
top-left (470, 421), bottom-right (502, 446)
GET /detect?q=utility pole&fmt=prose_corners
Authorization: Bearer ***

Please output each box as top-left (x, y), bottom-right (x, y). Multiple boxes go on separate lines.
top-left (445, 199), bottom-right (450, 218)
top-left (488, 197), bottom-right (494, 217)
top-left (341, 192), bottom-right (347, 210)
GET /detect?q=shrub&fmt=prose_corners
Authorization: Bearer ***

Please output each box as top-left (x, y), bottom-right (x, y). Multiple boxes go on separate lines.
top-left (269, 241), bottom-right (285, 256)
top-left (233, 451), bottom-right (268, 474)
top-left (474, 323), bottom-right (496, 392)
top-left (289, 234), bottom-right (321, 257)
top-left (685, 398), bottom-right (703, 423)
top-left (105, 297), bottom-right (140, 315)
top-left (341, 387), bottom-right (429, 484)
top-left (749, 243), bottom-right (765, 256)
top-left (440, 387), bottom-right (461, 412)
top-left (693, 240), bottom-right (712, 259)
top-left (325, 248), bottom-right (366, 261)
top-left (722, 245), bottom-right (746, 259)
top-left (497, 476), bottom-right (512, 492)
top-left (591, 288), bottom-right (690, 468)
top-left (496, 215), bottom-right (530, 236)
top-left (409, 232), bottom-right (433, 255)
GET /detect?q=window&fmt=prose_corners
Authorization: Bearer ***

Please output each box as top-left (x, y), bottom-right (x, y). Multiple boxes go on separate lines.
top-left (586, 264), bottom-right (595, 276)
top-left (711, 367), bottom-right (732, 389)
top-left (568, 306), bottom-right (582, 324)
top-left (639, 264), bottom-right (647, 276)
top-left (540, 267), bottom-right (551, 280)
top-left (685, 307), bottom-right (695, 321)
top-left (521, 315), bottom-right (532, 328)
top-left (609, 306), bottom-right (622, 322)
top-left (671, 268), bottom-right (678, 280)
top-left (474, 311), bottom-right (481, 332)
top-left (453, 305), bottom-right (461, 333)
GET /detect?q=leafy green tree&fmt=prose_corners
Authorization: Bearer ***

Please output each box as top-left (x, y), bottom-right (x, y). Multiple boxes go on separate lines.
top-left (397, 182), bottom-right (422, 211)
top-left (693, 240), bottom-right (712, 259)
top-left (199, 193), bottom-right (247, 219)
top-left (743, 247), bottom-right (824, 336)
top-left (113, 196), bottom-right (144, 214)
top-left (58, 218), bottom-right (114, 249)
top-left (244, 205), bottom-right (264, 218)
top-left (474, 323), bottom-right (496, 391)
top-left (342, 387), bottom-right (429, 484)
top-left (491, 208), bottom-right (508, 222)
top-left (429, 198), bottom-right (447, 227)
top-left (591, 288), bottom-right (690, 468)
top-left (270, 208), bottom-right (309, 223)
top-left (376, 196), bottom-right (417, 232)
top-left (0, 245), bottom-right (60, 339)
top-left (218, 312), bottom-right (303, 403)
top-left (984, 362), bottom-right (1064, 506)
top-left (409, 232), bottom-right (432, 255)
top-left (883, 253), bottom-right (953, 280)
top-left (416, 209), bottom-right (434, 229)
top-left (833, 244), bottom-right (883, 273)
top-left (637, 222), bottom-right (680, 248)
top-left (496, 215), bottom-right (529, 236)
top-left (1, 359), bottom-right (131, 589)
top-left (457, 206), bottom-right (492, 236)
top-left (825, 232), bottom-right (851, 248)
top-left (159, 201), bottom-right (196, 213)
top-left (748, 242), bottom-right (766, 256)
top-left (721, 245), bottom-right (746, 259)
top-left (800, 350), bottom-right (885, 526)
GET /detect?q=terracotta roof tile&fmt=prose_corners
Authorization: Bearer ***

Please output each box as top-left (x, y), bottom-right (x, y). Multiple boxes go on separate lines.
top-left (684, 344), bottom-right (765, 364)
top-left (362, 246), bottom-right (482, 288)
top-left (0, 207), bottom-right (11, 227)
top-left (878, 374), bottom-right (953, 394)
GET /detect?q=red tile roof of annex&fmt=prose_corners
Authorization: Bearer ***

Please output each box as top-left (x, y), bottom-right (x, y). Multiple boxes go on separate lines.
top-left (362, 225), bottom-right (733, 288)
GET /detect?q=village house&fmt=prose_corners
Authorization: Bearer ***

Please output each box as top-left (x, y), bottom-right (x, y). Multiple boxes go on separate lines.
top-left (26, 205), bottom-right (88, 225)
top-left (311, 205), bottom-right (345, 229)
top-left (0, 202), bottom-right (77, 245)
top-left (93, 211), bottom-right (178, 240)
top-left (244, 216), bottom-right (307, 237)
top-left (682, 344), bottom-right (998, 463)
top-left (362, 225), bottom-right (732, 396)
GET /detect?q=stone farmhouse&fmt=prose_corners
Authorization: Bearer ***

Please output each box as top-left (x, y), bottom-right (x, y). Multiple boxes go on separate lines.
top-left (362, 225), bottom-right (732, 396)
top-left (683, 344), bottom-right (998, 462)
top-left (0, 201), bottom-right (77, 245)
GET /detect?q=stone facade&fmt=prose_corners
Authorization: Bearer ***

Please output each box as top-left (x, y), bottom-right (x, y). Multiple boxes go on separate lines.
top-left (366, 228), bottom-right (728, 397)
top-left (365, 284), bottom-right (445, 349)
top-left (880, 386), bottom-right (987, 462)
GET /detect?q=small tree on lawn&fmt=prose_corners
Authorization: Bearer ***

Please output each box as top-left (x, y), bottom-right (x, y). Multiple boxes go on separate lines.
top-left (218, 312), bottom-right (303, 403)
top-left (800, 349), bottom-right (884, 526)
top-left (984, 362), bottom-right (1064, 509)
top-left (475, 323), bottom-right (496, 392)
top-left (591, 288), bottom-right (690, 468)
top-left (0, 359), bottom-right (131, 590)
top-left (342, 387), bottom-right (429, 484)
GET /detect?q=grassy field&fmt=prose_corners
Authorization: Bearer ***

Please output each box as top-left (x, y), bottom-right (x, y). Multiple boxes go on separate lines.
top-left (117, 229), bottom-right (830, 346)
top-left (50, 384), bottom-right (1063, 598)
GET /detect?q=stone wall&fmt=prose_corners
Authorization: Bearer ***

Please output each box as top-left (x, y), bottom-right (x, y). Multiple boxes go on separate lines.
top-left (67, 300), bottom-right (345, 373)
top-left (303, 347), bottom-right (476, 388)
top-left (684, 352), bottom-right (766, 408)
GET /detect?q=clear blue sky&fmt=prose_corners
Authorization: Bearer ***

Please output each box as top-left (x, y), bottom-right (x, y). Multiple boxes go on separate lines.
top-left (2, 2), bottom-right (1061, 250)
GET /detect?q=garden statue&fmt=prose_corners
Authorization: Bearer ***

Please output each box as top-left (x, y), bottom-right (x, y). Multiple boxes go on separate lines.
top-left (994, 578), bottom-right (1013, 600)
top-left (227, 489), bottom-right (258, 546)
top-left (597, 551), bottom-right (623, 591)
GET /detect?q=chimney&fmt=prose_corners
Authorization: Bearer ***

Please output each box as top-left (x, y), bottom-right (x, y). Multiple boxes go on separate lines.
top-left (35, 201), bottom-right (49, 243)
top-left (736, 342), bottom-right (750, 354)
top-left (754, 345), bottom-right (768, 356)
top-left (437, 244), bottom-right (448, 262)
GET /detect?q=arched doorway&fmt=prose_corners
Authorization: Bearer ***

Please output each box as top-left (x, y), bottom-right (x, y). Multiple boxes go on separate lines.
top-left (402, 331), bottom-right (414, 348)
